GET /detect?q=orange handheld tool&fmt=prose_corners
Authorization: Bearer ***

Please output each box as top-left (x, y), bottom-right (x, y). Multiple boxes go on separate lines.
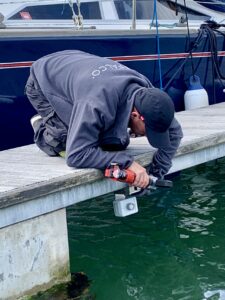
top-left (105, 163), bottom-right (173, 188)
top-left (105, 163), bottom-right (136, 184)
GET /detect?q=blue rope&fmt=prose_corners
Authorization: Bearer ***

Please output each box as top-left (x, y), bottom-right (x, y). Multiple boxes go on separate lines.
top-left (151, 0), bottom-right (163, 90)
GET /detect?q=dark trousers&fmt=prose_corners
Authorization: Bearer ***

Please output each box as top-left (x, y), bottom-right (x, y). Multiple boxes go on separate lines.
top-left (25, 74), bottom-right (67, 156)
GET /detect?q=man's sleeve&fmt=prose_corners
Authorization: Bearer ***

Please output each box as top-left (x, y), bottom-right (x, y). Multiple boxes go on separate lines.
top-left (66, 101), bottom-right (134, 169)
top-left (148, 118), bottom-right (183, 178)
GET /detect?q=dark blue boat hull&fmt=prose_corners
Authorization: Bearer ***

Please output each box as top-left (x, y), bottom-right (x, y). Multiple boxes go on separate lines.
top-left (1, 32), bottom-right (225, 150)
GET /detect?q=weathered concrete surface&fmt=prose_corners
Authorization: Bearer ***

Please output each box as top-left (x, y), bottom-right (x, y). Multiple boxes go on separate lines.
top-left (1, 142), bottom-right (225, 230)
top-left (0, 209), bottom-right (70, 300)
top-left (1, 103), bottom-right (225, 212)
top-left (0, 178), bottom-right (125, 229)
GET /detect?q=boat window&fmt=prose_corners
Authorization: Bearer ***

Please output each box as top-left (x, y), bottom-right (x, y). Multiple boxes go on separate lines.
top-left (9, 2), bottom-right (101, 20)
top-left (114, 0), bottom-right (152, 19)
top-left (195, 0), bottom-right (225, 13)
top-left (114, 0), bottom-right (209, 19)
top-left (159, 0), bottom-right (210, 19)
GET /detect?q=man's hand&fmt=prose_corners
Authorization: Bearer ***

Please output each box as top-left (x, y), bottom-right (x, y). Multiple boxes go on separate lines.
top-left (127, 161), bottom-right (150, 189)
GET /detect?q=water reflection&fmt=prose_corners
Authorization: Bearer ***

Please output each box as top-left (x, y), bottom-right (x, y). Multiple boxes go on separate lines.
top-left (204, 289), bottom-right (225, 299)
top-left (67, 158), bottom-right (225, 300)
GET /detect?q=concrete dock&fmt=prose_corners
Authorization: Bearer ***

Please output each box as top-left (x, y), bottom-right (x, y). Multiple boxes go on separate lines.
top-left (1, 102), bottom-right (225, 299)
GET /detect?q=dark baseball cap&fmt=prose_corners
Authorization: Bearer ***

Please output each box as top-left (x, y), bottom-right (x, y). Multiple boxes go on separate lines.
top-left (134, 88), bottom-right (175, 148)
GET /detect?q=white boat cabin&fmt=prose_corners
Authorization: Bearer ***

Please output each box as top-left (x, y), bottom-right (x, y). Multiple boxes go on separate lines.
top-left (0, 0), bottom-right (224, 30)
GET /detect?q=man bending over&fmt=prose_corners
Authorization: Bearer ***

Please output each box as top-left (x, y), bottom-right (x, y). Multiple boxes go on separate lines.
top-left (25, 50), bottom-right (183, 189)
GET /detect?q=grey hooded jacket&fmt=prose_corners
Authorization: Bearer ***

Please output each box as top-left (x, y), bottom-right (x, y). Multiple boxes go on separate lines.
top-left (30, 50), bottom-right (183, 176)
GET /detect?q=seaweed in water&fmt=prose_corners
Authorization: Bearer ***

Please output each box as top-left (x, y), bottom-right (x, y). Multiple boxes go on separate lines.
top-left (25, 272), bottom-right (95, 300)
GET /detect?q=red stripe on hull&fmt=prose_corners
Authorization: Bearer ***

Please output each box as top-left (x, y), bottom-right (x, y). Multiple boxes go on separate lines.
top-left (0, 51), bottom-right (225, 69)
top-left (110, 51), bottom-right (225, 61)
top-left (0, 62), bottom-right (33, 69)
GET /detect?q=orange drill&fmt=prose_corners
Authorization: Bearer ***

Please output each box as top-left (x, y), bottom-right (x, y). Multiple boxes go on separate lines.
top-left (105, 163), bottom-right (173, 188)
top-left (105, 163), bottom-right (136, 184)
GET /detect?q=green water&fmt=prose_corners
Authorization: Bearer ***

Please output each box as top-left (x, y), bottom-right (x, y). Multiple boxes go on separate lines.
top-left (67, 158), bottom-right (225, 300)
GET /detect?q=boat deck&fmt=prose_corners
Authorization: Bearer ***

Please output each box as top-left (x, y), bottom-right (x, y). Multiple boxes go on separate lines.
top-left (1, 102), bottom-right (225, 227)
